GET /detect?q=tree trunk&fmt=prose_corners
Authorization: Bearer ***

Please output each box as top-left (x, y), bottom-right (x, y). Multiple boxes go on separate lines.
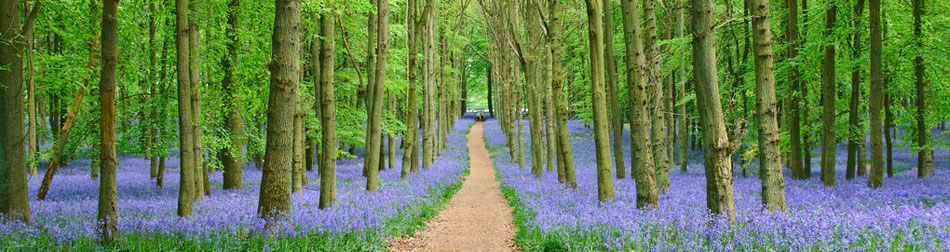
top-left (222, 0), bottom-right (244, 190)
top-left (584, 0), bottom-right (615, 202)
top-left (0, 0), bottom-right (33, 223)
top-left (365, 0), bottom-right (390, 191)
top-left (691, 0), bottom-right (736, 223)
top-left (912, 0), bottom-right (932, 178)
top-left (674, 0), bottom-right (688, 173)
top-left (543, 44), bottom-right (557, 173)
top-left (750, 0), bottom-right (787, 211)
top-left (521, 0), bottom-right (546, 178)
top-left (318, 9), bottom-right (338, 209)
top-left (97, 0), bottom-right (120, 242)
top-left (643, 0), bottom-right (669, 193)
top-left (867, 0), bottom-right (885, 187)
top-left (846, 0), bottom-right (865, 180)
top-left (603, 0), bottom-right (625, 179)
top-left (401, 0), bottom-right (422, 178)
top-left (820, 2), bottom-right (837, 187)
top-left (25, 20), bottom-right (37, 177)
top-left (620, 0), bottom-right (658, 207)
top-left (293, 99), bottom-right (306, 193)
top-left (36, 87), bottom-right (86, 200)
top-left (258, 0), bottom-right (301, 220)
top-left (189, 3), bottom-right (207, 200)
top-left (548, 0), bottom-right (576, 187)
top-left (787, 0), bottom-right (807, 180)
top-left (422, 0), bottom-right (438, 168)
top-left (175, 0), bottom-right (197, 217)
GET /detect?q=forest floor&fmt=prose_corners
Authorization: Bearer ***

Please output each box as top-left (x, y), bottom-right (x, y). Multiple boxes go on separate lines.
top-left (389, 122), bottom-right (518, 252)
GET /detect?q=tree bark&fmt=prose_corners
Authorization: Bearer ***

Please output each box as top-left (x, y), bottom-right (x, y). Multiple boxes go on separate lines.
top-left (750, 0), bottom-right (787, 211)
top-left (912, 0), bottom-right (932, 178)
top-left (189, 2), bottom-right (207, 200)
top-left (175, 0), bottom-right (197, 217)
top-left (222, 0), bottom-right (244, 190)
top-left (867, 0), bottom-right (884, 187)
top-left (584, 0), bottom-right (615, 202)
top-left (97, 0), bottom-right (119, 242)
top-left (787, 0), bottom-right (807, 180)
top-left (318, 9), bottom-right (338, 209)
top-left (620, 0), bottom-right (658, 207)
top-left (603, 0), bottom-right (625, 179)
top-left (401, 0), bottom-right (423, 178)
top-left (258, 0), bottom-right (301, 220)
top-left (643, 0), bottom-right (669, 193)
top-left (548, 0), bottom-right (576, 187)
top-left (365, 0), bottom-right (390, 191)
top-left (691, 0), bottom-right (736, 222)
top-left (820, 2), bottom-right (837, 186)
top-left (846, 0), bottom-right (865, 180)
top-left (674, 0), bottom-right (688, 173)
top-left (0, 0), bottom-right (34, 223)
top-left (422, 0), bottom-right (438, 168)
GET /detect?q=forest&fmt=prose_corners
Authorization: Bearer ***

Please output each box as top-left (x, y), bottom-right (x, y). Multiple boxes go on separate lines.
top-left (0, 0), bottom-right (948, 250)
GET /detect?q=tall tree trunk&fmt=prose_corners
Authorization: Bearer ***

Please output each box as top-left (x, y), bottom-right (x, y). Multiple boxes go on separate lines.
top-left (750, 0), bottom-right (787, 211)
top-left (912, 0), bottom-right (932, 178)
top-left (292, 99), bottom-right (306, 193)
top-left (675, 0), bottom-right (688, 173)
top-left (97, 0), bottom-right (120, 242)
top-left (401, 0), bottom-right (424, 178)
top-left (147, 0), bottom-right (159, 179)
top-left (883, 9), bottom-right (893, 177)
top-left (422, 0), bottom-right (438, 168)
top-left (222, 0), bottom-right (244, 190)
top-left (691, 0), bottom-right (736, 222)
top-left (0, 0), bottom-right (34, 223)
top-left (189, 3), bottom-right (207, 200)
top-left (175, 0), bottom-right (197, 217)
top-left (25, 19), bottom-right (37, 177)
top-left (584, 0), bottom-right (615, 202)
top-left (867, 0), bottom-right (884, 187)
top-left (318, 9), bottom-right (338, 209)
top-left (603, 0), bottom-right (625, 179)
top-left (365, 0), bottom-right (390, 191)
top-left (800, 0), bottom-right (812, 178)
top-left (643, 0), bottom-right (669, 193)
top-left (543, 44), bottom-right (557, 173)
top-left (521, 0), bottom-right (546, 178)
top-left (548, 0), bottom-right (576, 187)
top-left (620, 0), bottom-right (658, 207)
top-left (362, 0), bottom-right (377, 179)
top-left (258, 0), bottom-right (301, 220)
top-left (846, 0), bottom-right (865, 180)
top-left (820, 1), bottom-right (838, 187)
top-left (787, 0), bottom-right (807, 180)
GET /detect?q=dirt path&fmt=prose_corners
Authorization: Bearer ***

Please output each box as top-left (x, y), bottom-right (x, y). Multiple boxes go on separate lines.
top-left (389, 122), bottom-right (517, 252)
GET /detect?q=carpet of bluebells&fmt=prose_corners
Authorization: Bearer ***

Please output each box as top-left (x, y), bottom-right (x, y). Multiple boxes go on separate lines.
top-left (484, 119), bottom-right (950, 251)
top-left (0, 116), bottom-right (476, 250)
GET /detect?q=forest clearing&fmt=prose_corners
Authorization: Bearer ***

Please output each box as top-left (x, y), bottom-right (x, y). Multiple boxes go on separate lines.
top-left (1, 0), bottom-right (949, 250)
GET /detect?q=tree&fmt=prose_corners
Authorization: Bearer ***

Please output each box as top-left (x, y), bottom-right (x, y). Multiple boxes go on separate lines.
top-left (820, 0), bottom-right (837, 187)
top-left (603, 0), bottom-right (625, 179)
top-left (643, 0), bottom-right (670, 193)
top-left (97, 0), bottom-right (120, 242)
top-left (674, 0), bottom-right (688, 173)
top-left (318, 8), bottom-right (338, 209)
top-left (787, 0), bottom-right (807, 180)
top-left (365, 0), bottom-right (390, 191)
top-left (620, 0), bottom-right (658, 208)
top-left (547, 0), bottom-right (576, 187)
top-left (912, 0), bottom-right (933, 178)
top-left (749, 0), bottom-right (787, 211)
top-left (175, 0), bottom-right (197, 217)
top-left (867, 0), bottom-right (884, 187)
top-left (221, 0), bottom-right (244, 190)
top-left (190, 0), bottom-right (207, 199)
top-left (0, 0), bottom-right (39, 223)
top-left (584, 0), bottom-right (615, 202)
top-left (422, 0), bottom-right (438, 168)
top-left (258, 0), bottom-right (301, 220)
top-left (691, 0), bottom-right (736, 222)
top-left (846, 0), bottom-right (865, 180)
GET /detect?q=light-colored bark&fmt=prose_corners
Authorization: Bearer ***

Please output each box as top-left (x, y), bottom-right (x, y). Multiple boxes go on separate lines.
top-left (258, 0), bottom-right (301, 219)
top-left (691, 0), bottom-right (736, 222)
top-left (620, 0), bottom-right (658, 208)
top-left (175, 0), bottom-right (197, 217)
top-left (97, 0), bottom-right (120, 242)
top-left (584, 0), bottom-right (615, 202)
top-left (318, 9), bottom-right (338, 209)
top-left (750, 0), bottom-right (787, 211)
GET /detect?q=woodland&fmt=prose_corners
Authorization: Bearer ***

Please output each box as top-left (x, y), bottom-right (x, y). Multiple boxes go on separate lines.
top-left (0, 0), bottom-right (948, 250)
